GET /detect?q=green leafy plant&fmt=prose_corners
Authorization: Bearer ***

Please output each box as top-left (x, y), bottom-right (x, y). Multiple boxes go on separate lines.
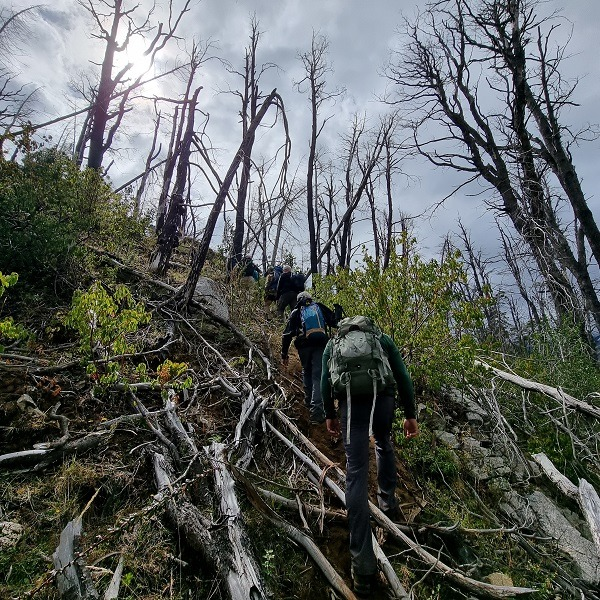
top-left (395, 423), bottom-right (459, 479)
top-left (65, 281), bottom-right (151, 384)
top-left (0, 147), bottom-right (149, 294)
top-left (313, 235), bottom-right (491, 391)
top-left (262, 548), bottom-right (276, 577)
top-left (156, 359), bottom-right (192, 390)
top-left (0, 271), bottom-right (29, 351)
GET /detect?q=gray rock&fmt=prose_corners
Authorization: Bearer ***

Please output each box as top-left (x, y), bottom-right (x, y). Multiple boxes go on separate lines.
top-left (521, 491), bottom-right (600, 583)
top-left (462, 437), bottom-right (491, 458)
top-left (464, 400), bottom-right (488, 417)
top-left (465, 463), bottom-right (491, 481)
top-left (0, 521), bottom-right (23, 550)
top-left (466, 412), bottom-right (484, 427)
top-left (486, 456), bottom-right (511, 476)
top-left (435, 430), bottom-right (460, 449)
top-left (193, 277), bottom-right (229, 321)
top-left (489, 477), bottom-right (512, 493)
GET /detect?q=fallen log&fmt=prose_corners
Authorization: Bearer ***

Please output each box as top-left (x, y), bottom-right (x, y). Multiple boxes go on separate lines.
top-left (205, 442), bottom-right (266, 599)
top-left (476, 360), bottom-right (600, 420)
top-left (533, 453), bottom-right (600, 558)
top-left (52, 517), bottom-right (99, 600)
top-left (163, 392), bottom-right (198, 458)
top-left (0, 431), bottom-right (109, 473)
top-left (34, 401), bottom-right (70, 449)
top-left (153, 452), bottom-right (263, 600)
top-left (257, 487), bottom-right (347, 521)
top-left (232, 464), bottom-right (359, 600)
top-left (102, 555), bottom-right (124, 600)
top-left (130, 392), bottom-right (181, 465)
top-left (532, 453), bottom-right (578, 500)
top-left (232, 393), bottom-right (268, 469)
top-left (579, 479), bottom-right (600, 556)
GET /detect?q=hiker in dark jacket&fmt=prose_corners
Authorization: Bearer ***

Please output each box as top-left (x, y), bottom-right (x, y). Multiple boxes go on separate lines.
top-left (281, 292), bottom-right (337, 423)
top-left (320, 318), bottom-right (418, 598)
top-left (275, 265), bottom-right (299, 317)
top-left (240, 255), bottom-right (260, 284)
top-left (226, 255), bottom-right (260, 285)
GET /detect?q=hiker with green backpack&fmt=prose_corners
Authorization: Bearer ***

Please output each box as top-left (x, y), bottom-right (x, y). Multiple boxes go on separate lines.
top-left (320, 315), bottom-right (418, 598)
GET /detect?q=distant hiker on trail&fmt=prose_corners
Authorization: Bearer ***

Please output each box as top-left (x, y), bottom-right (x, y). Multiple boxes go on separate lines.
top-left (320, 316), bottom-right (418, 598)
top-left (227, 255), bottom-right (260, 287)
top-left (275, 265), bottom-right (303, 317)
top-left (241, 255), bottom-right (260, 283)
top-left (264, 265), bottom-right (283, 308)
top-left (281, 291), bottom-right (337, 424)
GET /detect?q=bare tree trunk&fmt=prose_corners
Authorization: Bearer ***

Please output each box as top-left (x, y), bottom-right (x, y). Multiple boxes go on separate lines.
top-left (297, 33), bottom-right (344, 275)
top-left (504, 4), bottom-right (600, 268)
top-left (152, 87), bottom-right (201, 275)
top-left (135, 111), bottom-right (162, 216)
top-left (315, 117), bottom-right (393, 268)
top-left (82, 0), bottom-right (191, 171)
top-left (382, 137), bottom-right (395, 270)
top-left (232, 21), bottom-right (263, 265)
top-left (366, 176), bottom-right (380, 262)
top-left (180, 89), bottom-right (283, 305)
top-left (86, 0), bottom-right (122, 170)
top-left (156, 106), bottom-right (181, 231)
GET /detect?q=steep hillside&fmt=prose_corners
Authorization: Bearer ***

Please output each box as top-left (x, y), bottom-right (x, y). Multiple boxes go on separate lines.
top-left (1, 254), bottom-right (600, 600)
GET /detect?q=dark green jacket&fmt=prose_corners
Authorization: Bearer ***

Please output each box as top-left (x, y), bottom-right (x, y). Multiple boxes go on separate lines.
top-left (320, 333), bottom-right (416, 420)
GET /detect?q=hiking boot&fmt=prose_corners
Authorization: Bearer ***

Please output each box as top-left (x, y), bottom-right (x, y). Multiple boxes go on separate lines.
top-left (352, 571), bottom-right (374, 598)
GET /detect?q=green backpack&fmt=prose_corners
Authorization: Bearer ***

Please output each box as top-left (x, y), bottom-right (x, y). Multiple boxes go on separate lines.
top-left (328, 316), bottom-right (394, 399)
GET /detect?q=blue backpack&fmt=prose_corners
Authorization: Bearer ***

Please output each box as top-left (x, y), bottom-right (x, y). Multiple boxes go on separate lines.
top-left (268, 265), bottom-right (283, 291)
top-left (300, 302), bottom-right (328, 342)
top-left (292, 272), bottom-right (306, 292)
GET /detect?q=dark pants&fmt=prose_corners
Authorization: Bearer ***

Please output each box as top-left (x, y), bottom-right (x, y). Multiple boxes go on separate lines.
top-left (276, 291), bottom-right (297, 317)
top-left (296, 345), bottom-right (326, 422)
top-left (339, 394), bottom-right (397, 577)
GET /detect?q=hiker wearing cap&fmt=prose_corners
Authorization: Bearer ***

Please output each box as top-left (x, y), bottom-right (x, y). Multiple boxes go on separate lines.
top-left (320, 316), bottom-right (418, 598)
top-left (275, 265), bottom-right (300, 317)
top-left (281, 292), bottom-right (337, 424)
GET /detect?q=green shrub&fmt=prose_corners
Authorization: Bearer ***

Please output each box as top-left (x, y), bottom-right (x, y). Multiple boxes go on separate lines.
top-left (65, 281), bottom-right (151, 361)
top-left (0, 271), bottom-right (29, 351)
top-left (514, 320), bottom-right (600, 401)
top-left (0, 148), bottom-right (149, 293)
top-left (313, 236), bottom-right (490, 391)
top-left (395, 423), bottom-right (459, 479)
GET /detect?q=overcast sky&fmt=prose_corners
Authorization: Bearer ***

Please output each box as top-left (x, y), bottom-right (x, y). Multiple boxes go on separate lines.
top-left (8, 0), bottom-right (600, 269)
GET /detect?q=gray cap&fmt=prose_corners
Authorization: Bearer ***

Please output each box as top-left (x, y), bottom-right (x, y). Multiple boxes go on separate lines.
top-left (297, 291), bottom-right (312, 302)
top-left (283, 265), bottom-right (292, 273)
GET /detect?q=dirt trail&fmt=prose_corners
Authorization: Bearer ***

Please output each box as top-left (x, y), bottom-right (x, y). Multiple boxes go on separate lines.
top-left (283, 359), bottom-right (422, 597)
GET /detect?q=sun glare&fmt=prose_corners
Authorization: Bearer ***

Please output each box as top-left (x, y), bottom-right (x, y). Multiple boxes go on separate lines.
top-left (120, 35), bottom-right (155, 82)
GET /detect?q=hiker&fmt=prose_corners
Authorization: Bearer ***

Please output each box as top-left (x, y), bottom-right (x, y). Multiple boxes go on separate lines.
top-left (275, 265), bottom-right (300, 317)
top-left (320, 316), bottom-right (418, 598)
top-left (281, 291), bottom-right (337, 424)
top-left (239, 255), bottom-right (260, 286)
top-left (264, 265), bottom-right (283, 307)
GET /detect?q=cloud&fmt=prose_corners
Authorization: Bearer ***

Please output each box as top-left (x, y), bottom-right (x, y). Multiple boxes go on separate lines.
top-left (5, 0), bottom-right (600, 273)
